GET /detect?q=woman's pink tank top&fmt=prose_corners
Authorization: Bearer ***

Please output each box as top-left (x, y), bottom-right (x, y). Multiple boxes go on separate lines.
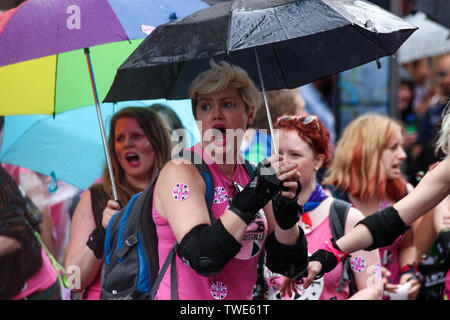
top-left (152, 144), bottom-right (268, 300)
top-left (377, 200), bottom-right (403, 285)
top-left (82, 270), bottom-right (101, 300)
top-left (12, 248), bottom-right (57, 300)
top-left (305, 215), bottom-right (348, 300)
top-left (263, 215), bottom-right (348, 300)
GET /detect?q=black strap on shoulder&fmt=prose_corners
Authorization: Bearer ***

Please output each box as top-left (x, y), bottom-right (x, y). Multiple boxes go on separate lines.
top-left (329, 198), bottom-right (357, 296)
top-left (89, 183), bottom-right (109, 231)
top-left (329, 199), bottom-right (351, 240)
top-left (149, 243), bottom-right (179, 300)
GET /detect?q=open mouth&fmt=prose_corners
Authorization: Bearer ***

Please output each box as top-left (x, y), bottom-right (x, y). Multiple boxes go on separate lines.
top-left (125, 152), bottom-right (140, 166)
top-left (212, 124), bottom-right (227, 146)
top-left (390, 163), bottom-right (402, 175)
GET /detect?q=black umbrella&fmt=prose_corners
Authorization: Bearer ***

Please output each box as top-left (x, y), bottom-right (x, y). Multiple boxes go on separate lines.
top-left (415, 0), bottom-right (450, 29)
top-left (104, 0), bottom-right (416, 150)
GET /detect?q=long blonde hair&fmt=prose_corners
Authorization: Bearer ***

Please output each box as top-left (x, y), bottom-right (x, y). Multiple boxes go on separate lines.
top-left (322, 114), bottom-right (406, 201)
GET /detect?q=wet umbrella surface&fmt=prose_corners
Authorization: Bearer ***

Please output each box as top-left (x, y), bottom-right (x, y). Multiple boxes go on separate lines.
top-left (105, 0), bottom-right (416, 102)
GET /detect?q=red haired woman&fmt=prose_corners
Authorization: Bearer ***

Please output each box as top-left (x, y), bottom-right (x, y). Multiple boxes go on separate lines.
top-left (321, 114), bottom-right (421, 300)
top-left (269, 114), bottom-right (382, 300)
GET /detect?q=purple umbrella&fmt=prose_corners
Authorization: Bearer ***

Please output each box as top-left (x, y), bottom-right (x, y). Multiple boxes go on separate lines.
top-left (0, 0), bottom-right (207, 67)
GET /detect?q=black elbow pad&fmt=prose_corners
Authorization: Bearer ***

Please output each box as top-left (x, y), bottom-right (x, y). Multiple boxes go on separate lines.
top-left (177, 220), bottom-right (242, 276)
top-left (356, 205), bottom-right (410, 251)
top-left (265, 227), bottom-right (308, 278)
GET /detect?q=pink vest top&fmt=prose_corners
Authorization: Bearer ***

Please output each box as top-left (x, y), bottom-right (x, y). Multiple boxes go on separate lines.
top-left (377, 201), bottom-right (403, 285)
top-left (152, 144), bottom-right (267, 300)
top-left (12, 248), bottom-right (57, 300)
top-left (263, 214), bottom-right (348, 300)
top-left (82, 270), bottom-right (101, 300)
top-left (305, 215), bottom-right (348, 300)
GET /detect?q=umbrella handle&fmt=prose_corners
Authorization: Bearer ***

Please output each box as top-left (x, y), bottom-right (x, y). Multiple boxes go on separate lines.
top-left (254, 48), bottom-right (278, 155)
top-left (84, 48), bottom-right (119, 201)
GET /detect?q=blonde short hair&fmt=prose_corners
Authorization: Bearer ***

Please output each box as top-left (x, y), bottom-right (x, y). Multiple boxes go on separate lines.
top-left (188, 60), bottom-right (261, 117)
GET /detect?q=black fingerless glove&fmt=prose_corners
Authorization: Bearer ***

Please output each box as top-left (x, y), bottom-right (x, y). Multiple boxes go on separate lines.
top-left (272, 181), bottom-right (302, 230)
top-left (86, 227), bottom-right (105, 259)
top-left (309, 238), bottom-right (346, 278)
top-left (228, 159), bottom-right (282, 224)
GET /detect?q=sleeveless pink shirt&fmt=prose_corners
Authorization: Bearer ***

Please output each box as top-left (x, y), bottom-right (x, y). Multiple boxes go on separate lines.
top-left (377, 200), bottom-right (403, 285)
top-left (152, 144), bottom-right (267, 300)
top-left (263, 214), bottom-right (348, 300)
top-left (12, 248), bottom-right (58, 300)
top-left (305, 215), bottom-right (348, 300)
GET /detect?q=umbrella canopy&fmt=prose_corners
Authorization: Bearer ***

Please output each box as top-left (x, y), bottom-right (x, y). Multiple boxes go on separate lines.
top-left (415, 0), bottom-right (450, 29)
top-left (104, 0), bottom-right (416, 102)
top-left (0, 0), bottom-right (207, 198)
top-left (0, 100), bottom-right (198, 190)
top-left (0, 0), bottom-right (208, 115)
top-left (397, 12), bottom-right (450, 64)
top-left (0, 104), bottom-right (120, 190)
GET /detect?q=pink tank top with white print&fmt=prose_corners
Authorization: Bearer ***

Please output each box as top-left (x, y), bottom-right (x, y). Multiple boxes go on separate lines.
top-left (152, 144), bottom-right (267, 300)
top-left (264, 215), bottom-right (348, 300)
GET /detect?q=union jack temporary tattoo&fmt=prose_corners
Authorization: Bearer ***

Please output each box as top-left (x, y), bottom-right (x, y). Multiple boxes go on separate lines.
top-left (350, 256), bottom-right (367, 272)
top-left (210, 280), bottom-right (227, 300)
top-left (172, 183), bottom-right (190, 201)
top-left (213, 186), bottom-right (228, 204)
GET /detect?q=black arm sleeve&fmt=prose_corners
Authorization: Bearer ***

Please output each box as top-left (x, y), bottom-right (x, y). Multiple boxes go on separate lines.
top-left (356, 205), bottom-right (410, 251)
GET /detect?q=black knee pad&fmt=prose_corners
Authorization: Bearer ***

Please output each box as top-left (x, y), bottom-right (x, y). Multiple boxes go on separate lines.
top-left (265, 227), bottom-right (308, 278)
top-left (357, 206), bottom-right (410, 251)
top-left (177, 220), bottom-right (242, 276)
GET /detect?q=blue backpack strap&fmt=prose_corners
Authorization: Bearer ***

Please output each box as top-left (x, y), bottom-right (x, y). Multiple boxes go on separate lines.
top-left (195, 162), bottom-right (214, 210)
top-left (177, 150), bottom-right (215, 219)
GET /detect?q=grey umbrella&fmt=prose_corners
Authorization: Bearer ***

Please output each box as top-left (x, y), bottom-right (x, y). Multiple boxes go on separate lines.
top-left (398, 12), bottom-right (450, 64)
top-left (104, 0), bottom-right (416, 151)
top-left (415, 0), bottom-right (450, 29)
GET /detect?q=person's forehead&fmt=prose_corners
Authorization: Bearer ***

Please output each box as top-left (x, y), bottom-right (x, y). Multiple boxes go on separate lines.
top-left (437, 54), bottom-right (450, 66)
top-left (198, 86), bottom-right (240, 100)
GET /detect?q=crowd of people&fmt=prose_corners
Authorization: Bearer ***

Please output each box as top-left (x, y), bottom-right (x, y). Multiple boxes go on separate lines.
top-left (1, 55), bottom-right (449, 301)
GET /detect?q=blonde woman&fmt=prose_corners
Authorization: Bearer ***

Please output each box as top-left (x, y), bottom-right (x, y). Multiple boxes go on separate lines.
top-left (319, 114), bottom-right (420, 299)
top-left (151, 60), bottom-right (308, 300)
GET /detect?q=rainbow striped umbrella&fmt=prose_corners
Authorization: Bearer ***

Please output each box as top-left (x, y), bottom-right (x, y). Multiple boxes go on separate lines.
top-left (0, 0), bottom-right (207, 197)
top-left (0, 0), bottom-right (207, 115)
